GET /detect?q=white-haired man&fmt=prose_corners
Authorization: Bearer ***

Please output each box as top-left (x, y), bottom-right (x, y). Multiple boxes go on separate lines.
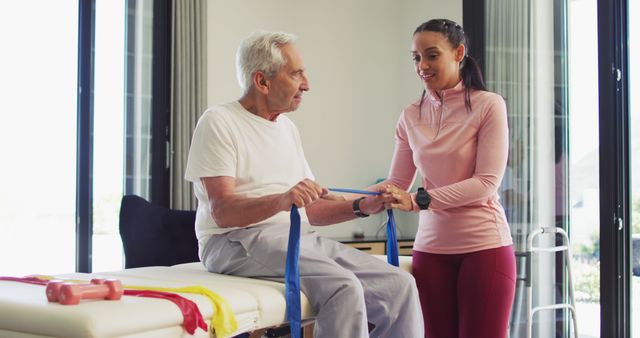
top-left (185, 30), bottom-right (423, 338)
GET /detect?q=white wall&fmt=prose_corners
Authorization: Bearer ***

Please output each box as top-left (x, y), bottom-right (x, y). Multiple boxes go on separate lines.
top-left (207, 0), bottom-right (462, 238)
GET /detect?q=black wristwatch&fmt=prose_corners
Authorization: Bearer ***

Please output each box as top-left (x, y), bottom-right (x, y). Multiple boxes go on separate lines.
top-left (352, 197), bottom-right (370, 218)
top-left (416, 187), bottom-right (431, 210)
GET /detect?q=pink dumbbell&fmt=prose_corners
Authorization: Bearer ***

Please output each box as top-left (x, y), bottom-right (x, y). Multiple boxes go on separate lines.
top-left (46, 279), bottom-right (101, 303)
top-left (45, 280), bottom-right (65, 302)
top-left (53, 278), bottom-right (123, 305)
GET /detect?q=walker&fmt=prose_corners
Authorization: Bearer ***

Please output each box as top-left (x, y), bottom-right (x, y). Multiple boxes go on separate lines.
top-left (525, 227), bottom-right (578, 338)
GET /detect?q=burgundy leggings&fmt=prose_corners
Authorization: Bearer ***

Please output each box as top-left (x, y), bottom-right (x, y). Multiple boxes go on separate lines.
top-left (412, 246), bottom-right (516, 338)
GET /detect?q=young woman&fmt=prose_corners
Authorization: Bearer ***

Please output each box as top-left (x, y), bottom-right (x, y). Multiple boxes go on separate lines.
top-left (382, 19), bottom-right (516, 338)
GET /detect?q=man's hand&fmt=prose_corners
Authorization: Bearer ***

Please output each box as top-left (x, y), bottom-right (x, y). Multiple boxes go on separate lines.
top-left (356, 192), bottom-right (388, 216)
top-left (278, 179), bottom-right (328, 210)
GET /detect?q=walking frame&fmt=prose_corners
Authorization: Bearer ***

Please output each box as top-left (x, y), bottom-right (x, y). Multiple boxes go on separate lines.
top-left (525, 227), bottom-right (579, 338)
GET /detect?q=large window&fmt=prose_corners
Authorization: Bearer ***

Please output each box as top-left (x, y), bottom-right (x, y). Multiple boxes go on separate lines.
top-left (0, 1), bottom-right (79, 275)
top-left (92, 0), bottom-right (126, 272)
top-left (92, 0), bottom-right (157, 273)
top-left (0, 0), bottom-right (164, 275)
top-left (568, 1), bottom-right (600, 336)
top-left (478, 0), bottom-right (637, 336)
top-left (483, 0), bottom-right (600, 336)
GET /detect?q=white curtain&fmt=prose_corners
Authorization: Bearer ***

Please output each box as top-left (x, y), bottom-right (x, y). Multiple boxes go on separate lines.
top-left (485, 0), bottom-right (534, 249)
top-left (485, 1), bottom-right (563, 337)
top-left (170, 0), bottom-right (207, 210)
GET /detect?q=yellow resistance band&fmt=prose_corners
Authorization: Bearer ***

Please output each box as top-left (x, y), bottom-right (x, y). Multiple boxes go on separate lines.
top-left (125, 284), bottom-right (237, 338)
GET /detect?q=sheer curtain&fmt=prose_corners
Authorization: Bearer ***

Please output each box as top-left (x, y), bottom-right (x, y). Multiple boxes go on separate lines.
top-left (486, 0), bottom-right (533, 249)
top-left (170, 0), bottom-right (207, 210)
top-left (485, 3), bottom-right (533, 332)
top-left (485, 1), bottom-right (563, 337)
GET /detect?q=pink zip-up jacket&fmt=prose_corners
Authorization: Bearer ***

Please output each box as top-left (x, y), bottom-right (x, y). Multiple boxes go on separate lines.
top-left (388, 82), bottom-right (513, 254)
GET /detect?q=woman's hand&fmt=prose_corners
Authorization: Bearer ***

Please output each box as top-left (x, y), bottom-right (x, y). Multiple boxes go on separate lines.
top-left (381, 184), bottom-right (413, 212)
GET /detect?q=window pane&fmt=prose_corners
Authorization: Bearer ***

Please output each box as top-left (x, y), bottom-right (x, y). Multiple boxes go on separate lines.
top-left (0, 1), bottom-right (78, 275)
top-left (568, 1), bottom-right (601, 337)
top-left (92, 0), bottom-right (154, 272)
top-left (125, 0), bottom-right (154, 199)
top-left (92, 0), bottom-right (126, 272)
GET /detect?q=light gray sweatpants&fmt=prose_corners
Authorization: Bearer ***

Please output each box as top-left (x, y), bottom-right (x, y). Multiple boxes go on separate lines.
top-left (201, 223), bottom-right (424, 338)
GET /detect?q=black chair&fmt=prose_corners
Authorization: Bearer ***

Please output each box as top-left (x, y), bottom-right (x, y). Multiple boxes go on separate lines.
top-left (119, 195), bottom-right (199, 268)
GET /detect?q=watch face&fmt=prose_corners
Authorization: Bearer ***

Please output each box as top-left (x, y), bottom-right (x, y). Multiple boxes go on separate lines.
top-left (417, 189), bottom-right (430, 209)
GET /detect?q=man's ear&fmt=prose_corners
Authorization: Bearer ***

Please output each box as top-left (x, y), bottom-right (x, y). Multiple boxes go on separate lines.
top-left (254, 72), bottom-right (269, 94)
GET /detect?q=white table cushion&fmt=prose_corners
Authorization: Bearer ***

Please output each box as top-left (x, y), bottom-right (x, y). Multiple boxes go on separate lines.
top-left (0, 272), bottom-right (256, 338)
top-left (0, 255), bottom-right (411, 338)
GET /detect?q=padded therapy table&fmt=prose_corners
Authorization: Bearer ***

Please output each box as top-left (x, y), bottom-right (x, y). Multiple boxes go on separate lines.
top-left (0, 256), bottom-right (412, 338)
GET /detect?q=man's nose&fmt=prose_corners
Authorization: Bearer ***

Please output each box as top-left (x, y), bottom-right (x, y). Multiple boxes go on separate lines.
top-left (301, 75), bottom-right (310, 91)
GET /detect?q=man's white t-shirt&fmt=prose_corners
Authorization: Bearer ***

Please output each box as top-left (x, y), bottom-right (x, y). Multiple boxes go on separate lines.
top-left (185, 101), bottom-right (314, 246)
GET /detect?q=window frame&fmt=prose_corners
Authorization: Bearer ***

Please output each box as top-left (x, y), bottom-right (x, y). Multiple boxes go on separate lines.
top-left (150, 0), bottom-right (171, 208)
top-left (76, 0), bottom-right (95, 273)
top-left (597, 0), bottom-right (632, 336)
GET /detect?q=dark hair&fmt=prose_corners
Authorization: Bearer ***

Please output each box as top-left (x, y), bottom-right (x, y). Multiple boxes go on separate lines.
top-left (414, 19), bottom-right (486, 111)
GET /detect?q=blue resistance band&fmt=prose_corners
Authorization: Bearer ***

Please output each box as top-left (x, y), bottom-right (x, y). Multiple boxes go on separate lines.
top-left (285, 191), bottom-right (401, 337)
top-left (328, 187), bottom-right (400, 266)
top-left (386, 209), bottom-right (399, 267)
top-left (328, 187), bottom-right (381, 195)
top-left (285, 205), bottom-right (302, 338)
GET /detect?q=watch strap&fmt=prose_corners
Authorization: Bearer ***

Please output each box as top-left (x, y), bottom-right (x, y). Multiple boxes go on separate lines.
top-left (411, 192), bottom-right (421, 212)
top-left (352, 197), bottom-right (369, 218)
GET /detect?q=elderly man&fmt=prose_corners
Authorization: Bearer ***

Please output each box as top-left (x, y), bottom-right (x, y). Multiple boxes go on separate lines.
top-left (185, 30), bottom-right (423, 338)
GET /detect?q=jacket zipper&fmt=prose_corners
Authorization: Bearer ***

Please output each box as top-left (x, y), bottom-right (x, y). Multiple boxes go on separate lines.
top-left (434, 91), bottom-right (445, 140)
